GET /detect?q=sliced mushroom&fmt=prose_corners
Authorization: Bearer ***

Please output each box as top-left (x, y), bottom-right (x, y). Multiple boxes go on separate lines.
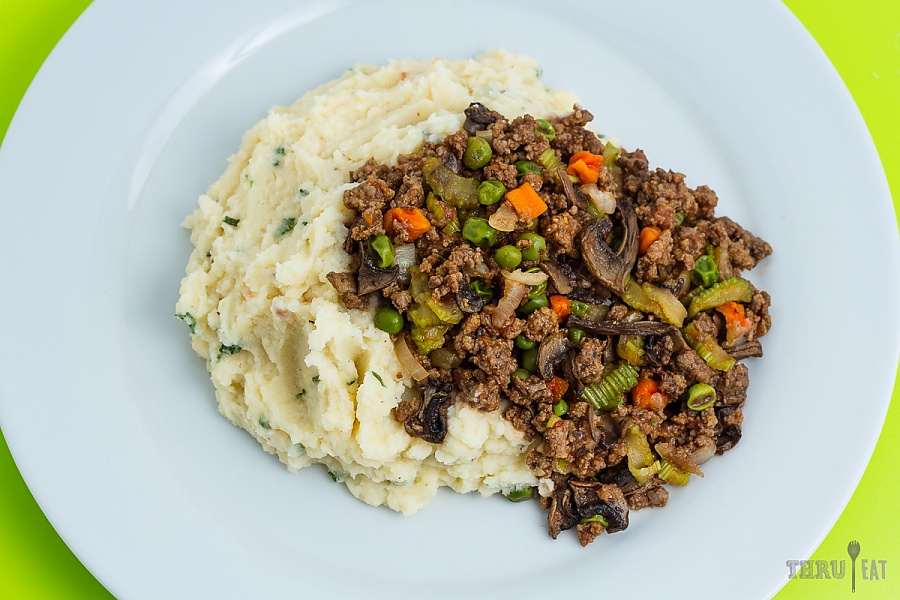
top-left (561, 352), bottom-right (584, 398)
top-left (540, 260), bottom-right (575, 295)
top-left (715, 424), bottom-right (742, 454)
top-left (463, 102), bottom-right (497, 134)
top-left (546, 474), bottom-right (579, 539)
top-left (578, 197), bottom-right (639, 295)
top-left (567, 316), bottom-right (675, 337)
top-left (727, 339), bottom-right (763, 359)
top-left (357, 247), bottom-right (399, 296)
top-left (569, 480), bottom-right (630, 533)
top-left (455, 285), bottom-right (484, 314)
top-left (404, 379), bottom-right (453, 444)
top-left (536, 330), bottom-right (571, 381)
top-left (556, 165), bottom-right (586, 208)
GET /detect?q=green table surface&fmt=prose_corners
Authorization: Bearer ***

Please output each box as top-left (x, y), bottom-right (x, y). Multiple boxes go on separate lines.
top-left (1, 1), bottom-right (898, 598)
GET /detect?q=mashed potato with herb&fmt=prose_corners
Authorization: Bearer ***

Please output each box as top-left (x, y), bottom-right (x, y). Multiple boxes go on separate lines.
top-left (177, 50), bottom-right (579, 514)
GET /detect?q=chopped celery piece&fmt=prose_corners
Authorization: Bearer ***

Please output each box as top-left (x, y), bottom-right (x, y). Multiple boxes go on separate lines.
top-left (624, 425), bottom-right (658, 484)
top-left (581, 362), bottom-right (640, 411)
top-left (422, 157), bottom-right (479, 209)
top-left (657, 459), bottom-right (690, 486)
top-left (687, 277), bottom-right (753, 318)
top-left (622, 280), bottom-right (686, 327)
top-left (683, 323), bottom-right (735, 372)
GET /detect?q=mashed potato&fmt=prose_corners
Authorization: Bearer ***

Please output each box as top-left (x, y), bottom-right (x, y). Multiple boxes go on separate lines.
top-left (177, 50), bottom-right (579, 514)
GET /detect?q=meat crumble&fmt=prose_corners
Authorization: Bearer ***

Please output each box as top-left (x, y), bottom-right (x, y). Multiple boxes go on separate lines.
top-left (328, 104), bottom-right (772, 546)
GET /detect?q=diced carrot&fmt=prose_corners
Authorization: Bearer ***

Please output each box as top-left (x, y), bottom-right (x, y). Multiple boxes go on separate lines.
top-left (716, 301), bottom-right (748, 326)
top-left (639, 226), bottom-right (663, 255)
top-left (565, 150), bottom-right (604, 184)
top-left (547, 376), bottom-right (569, 401)
top-left (504, 182), bottom-right (548, 220)
top-left (632, 377), bottom-right (669, 411)
top-left (383, 207), bottom-right (431, 241)
top-left (549, 295), bottom-right (571, 321)
top-left (716, 300), bottom-right (753, 346)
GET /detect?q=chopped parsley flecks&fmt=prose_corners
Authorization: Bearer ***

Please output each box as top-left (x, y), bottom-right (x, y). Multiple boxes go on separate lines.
top-left (258, 417), bottom-right (271, 430)
top-left (244, 173), bottom-right (254, 187)
top-left (218, 343), bottom-right (242, 358)
top-left (302, 221), bottom-right (308, 226)
top-left (294, 188), bottom-right (310, 200)
top-left (347, 378), bottom-right (357, 386)
top-left (275, 217), bottom-right (296, 239)
top-left (176, 312), bottom-right (197, 334)
top-left (372, 371), bottom-right (386, 387)
top-left (312, 375), bottom-right (320, 384)
top-left (275, 145), bottom-right (286, 155)
top-left (295, 389), bottom-right (306, 398)
top-left (222, 216), bottom-right (240, 227)
top-left (328, 470), bottom-right (345, 483)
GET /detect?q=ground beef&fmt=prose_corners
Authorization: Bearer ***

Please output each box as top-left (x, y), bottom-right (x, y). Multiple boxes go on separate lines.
top-left (544, 213), bottom-right (582, 257)
top-left (522, 307), bottom-right (559, 342)
top-left (327, 103), bottom-right (772, 547)
top-left (572, 337), bottom-right (605, 384)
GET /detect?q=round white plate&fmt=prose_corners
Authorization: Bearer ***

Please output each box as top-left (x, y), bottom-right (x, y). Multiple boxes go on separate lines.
top-left (1, 1), bottom-right (897, 598)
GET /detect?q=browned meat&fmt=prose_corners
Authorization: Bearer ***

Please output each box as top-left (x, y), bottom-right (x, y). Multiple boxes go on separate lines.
top-left (325, 103), bottom-right (771, 547)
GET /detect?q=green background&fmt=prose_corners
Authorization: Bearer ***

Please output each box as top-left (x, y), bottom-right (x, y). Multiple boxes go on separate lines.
top-left (0, 1), bottom-right (897, 598)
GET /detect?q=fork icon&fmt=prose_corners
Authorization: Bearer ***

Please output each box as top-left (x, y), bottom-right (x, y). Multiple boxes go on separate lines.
top-left (847, 540), bottom-right (861, 593)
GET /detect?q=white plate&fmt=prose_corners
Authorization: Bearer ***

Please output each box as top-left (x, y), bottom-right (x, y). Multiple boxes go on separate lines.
top-left (1, 1), bottom-right (897, 598)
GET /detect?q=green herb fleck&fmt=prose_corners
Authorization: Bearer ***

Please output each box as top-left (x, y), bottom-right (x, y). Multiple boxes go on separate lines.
top-left (218, 343), bottom-right (242, 358)
top-left (347, 378), bottom-right (357, 386)
top-left (535, 66), bottom-right (543, 79)
top-left (294, 188), bottom-right (309, 200)
top-left (244, 173), bottom-right (254, 187)
top-left (302, 221), bottom-right (308, 226)
top-left (275, 145), bottom-right (286, 155)
top-left (258, 417), bottom-right (271, 430)
top-left (222, 216), bottom-right (240, 227)
top-left (328, 470), bottom-right (345, 483)
top-left (176, 312), bottom-right (196, 334)
top-left (295, 389), bottom-right (306, 398)
top-left (372, 372), bottom-right (386, 387)
top-left (312, 375), bottom-right (320, 384)
top-left (275, 217), bottom-right (296, 239)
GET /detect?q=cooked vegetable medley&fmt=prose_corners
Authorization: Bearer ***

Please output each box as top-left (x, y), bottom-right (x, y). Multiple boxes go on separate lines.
top-left (327, 104), bottom-right (772, 546)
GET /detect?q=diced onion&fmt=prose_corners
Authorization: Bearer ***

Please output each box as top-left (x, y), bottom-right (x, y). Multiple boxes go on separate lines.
top-left (492, 280), bottom-right (528, 328)
top-left (488, 201), bottom-right (518, 232)
top-left (581, 183), bottom-right (616, 215)
top-left (691, 440), bottom-right (717, 466)
top-left (475, 129), bottom-right (493, 143)
top-left (394, 243), bottom-right (416, 273)
top-left (502, 268), bottom-right (548, 286)
top-left (395, 335), bottom-right (429, 382)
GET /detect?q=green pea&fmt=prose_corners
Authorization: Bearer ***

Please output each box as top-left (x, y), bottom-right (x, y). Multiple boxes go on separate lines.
top-left (570, 300), bottom-right (589, 318)
top-left (518, 293), bottom-right (549, 316)
top-left (494, 245), bottom-right (523, 270)
top-left (521, 348), bottom-right (539, 373)
top-left (535, 119), bottom-right (556, 141)
top-left (514, 334), bottom-right (536, 350)
top-left (367, 234), bottom-right (394, 268)
top-left (477, 179), bottom-right (507, 205)
top-left (373, 307), bottom-right (404, 334)
top-left (553, 399), bottom-right (569, 417)
top-left (518, 233), bottom-right (546, 262)
top-left (686, 383), bottom-right (717, 411)
top-left (463, 136), bottom-right (493, 169)
top-left (469, 280), bottom-right (493, 303)
top-left (462, 217), bottom-right (499, 248)
top-left (515, 160), bottom-right (541, 177)
top-left (568, 327), bottom-right (585, 346)
top-left (511, 368), bottom-right (530, 380)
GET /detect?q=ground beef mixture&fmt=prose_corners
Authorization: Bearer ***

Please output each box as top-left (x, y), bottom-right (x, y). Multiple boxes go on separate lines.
top-left (328, 104), bottom-right (772, 546)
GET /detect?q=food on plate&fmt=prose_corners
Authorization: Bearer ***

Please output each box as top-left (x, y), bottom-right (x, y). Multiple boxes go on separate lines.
top-left (177, 49), bottom-right (772, 545)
